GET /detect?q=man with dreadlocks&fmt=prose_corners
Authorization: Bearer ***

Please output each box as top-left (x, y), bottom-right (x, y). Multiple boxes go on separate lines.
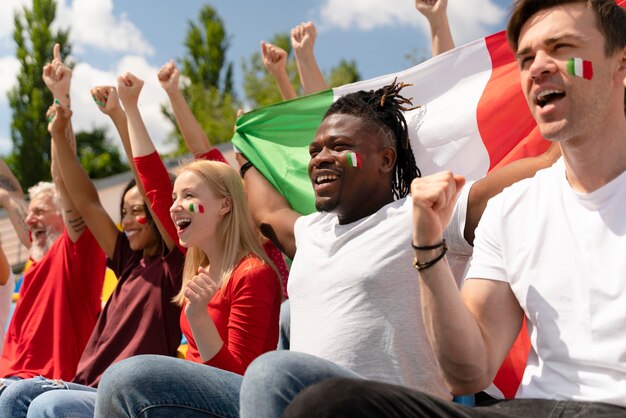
top-left (232, 80), bottom-right (475, 418)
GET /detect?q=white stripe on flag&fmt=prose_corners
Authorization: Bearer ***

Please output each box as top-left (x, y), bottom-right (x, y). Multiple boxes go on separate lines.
top-left (574, 58), bottom-right (583, 77)
top-left (332, 38), bottom-right (492, 181)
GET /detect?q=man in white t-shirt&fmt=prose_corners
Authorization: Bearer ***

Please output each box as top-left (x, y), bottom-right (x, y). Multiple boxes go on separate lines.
top-left (281, 1), bottom-right (626, 417)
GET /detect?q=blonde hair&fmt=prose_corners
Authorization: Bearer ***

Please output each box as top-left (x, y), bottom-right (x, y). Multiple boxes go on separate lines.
top-left (173, 160), bottom-right (279, 305)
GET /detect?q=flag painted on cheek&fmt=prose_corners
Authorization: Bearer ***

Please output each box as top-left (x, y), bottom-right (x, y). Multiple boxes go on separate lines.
top-left (346, 152), bottom-right (361, 168)
top-left (189, 203), bottom-right (205, 213)
top-left (567, 57), bottom-right (593, 80)
top-left (136, 216), bottom-right (147, 225)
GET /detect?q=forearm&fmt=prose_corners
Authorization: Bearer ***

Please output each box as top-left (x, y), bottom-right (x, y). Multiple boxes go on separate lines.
top-left (294, 51), bottom-right (328, 95)
top-left (167, 88), bottom-right (212, 155)
top-left (429, 15), bottom-right (455, 56)
top-left (124, 106), bottom-right (157, 157)
top-left (270, 69), bottom-right (297, 101)
top-left (187, 309), bottom-right (224, 363)
top-left (242, 166), bottom-right (297, 259)
top-left (51, 141), bottom-right (86, 241)
top-left (3, 197), bottom-right (30, 247)
top-left (417, 258), bottom-right (492, 393)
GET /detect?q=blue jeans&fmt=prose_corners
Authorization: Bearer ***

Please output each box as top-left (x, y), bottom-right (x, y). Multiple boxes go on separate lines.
top-left (0, 376), bottom-right (96, 418)
top-left (94, 355), bottom-right (242, 418)
top-left (240, 350), bottom-right (362, 418)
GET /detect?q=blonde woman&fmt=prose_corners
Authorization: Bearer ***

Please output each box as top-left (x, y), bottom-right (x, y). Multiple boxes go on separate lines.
top-left (171, 159), bottom-right (282, 372)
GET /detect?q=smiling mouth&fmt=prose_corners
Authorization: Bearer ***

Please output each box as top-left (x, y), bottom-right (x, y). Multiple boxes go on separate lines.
top-left (536, 89), bottom-right (565, 108)
top-left (33, 230), bottom-right (46, 240)
top-left (313, 174), bottom-right (339, 185)
top-left (175, 218), bottom-right (191, 232)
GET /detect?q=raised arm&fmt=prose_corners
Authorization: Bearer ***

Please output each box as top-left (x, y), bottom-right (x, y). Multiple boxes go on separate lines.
top-left (0, 159), bottom-right (30, 247)
top-left (411, 172), bottom-right (523, 395)
top-left (157, 61), bottom-right (215, 156)
top-left (415, 0), bottom-right (455, 57)
top-left (261, 42), bottom-right (297, 101)
top-left (47, 103), bottom-right (117, 250)
top-left (464, 143), bottom-right (561, 244)
top-left (235, 154), bottom-right (299, 259)
top-left (291, 22), bottom-right (328, 95)
top-left (47, 104), bottom-right (90, 244)
top-left (117, 72), bottom-right (179, 251)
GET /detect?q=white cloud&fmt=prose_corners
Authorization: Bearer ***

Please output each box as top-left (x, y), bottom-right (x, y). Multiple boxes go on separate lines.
top-left (54, 0), bottom-right (154, 56)
top-left (0, 56), bottom-right (20, 103)
top-left (0, 0), bottom-right (30, 41)
top-left (71, 57), bottom-right (174, 155)
top-left (0, 136), bottom-right (12, 155)
top-left (319, 0), bottom-right (506, 45)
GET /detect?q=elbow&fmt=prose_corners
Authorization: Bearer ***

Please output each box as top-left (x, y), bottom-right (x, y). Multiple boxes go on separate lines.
top-left (441, 363), bottom-right (493, 396)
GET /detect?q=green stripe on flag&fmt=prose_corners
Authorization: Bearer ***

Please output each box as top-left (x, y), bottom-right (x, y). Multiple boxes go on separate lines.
top-left (232, 89), bottom-right (335, 215)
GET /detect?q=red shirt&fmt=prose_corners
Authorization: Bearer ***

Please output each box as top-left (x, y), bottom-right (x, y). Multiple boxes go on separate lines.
top-left (0, 229), bottom-right (106, 380)
top-left (180, 256), bottom-right (281, 375)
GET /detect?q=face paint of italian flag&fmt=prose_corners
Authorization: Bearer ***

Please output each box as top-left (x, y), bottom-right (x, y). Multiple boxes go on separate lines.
top-left (189, 203), bottom-right (205, 213)
top-left (346, 151), bottom-right (362, 168)
top-left (567, 58), bottom-right (593, 80)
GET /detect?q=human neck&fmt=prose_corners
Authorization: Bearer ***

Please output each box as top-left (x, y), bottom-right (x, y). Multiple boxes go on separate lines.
top-left (200, 240), bottom-right (224, 282)
top-left (561, 117), bottom-right (626, 193)
top-left (337, 191), bottom-right (395, 225)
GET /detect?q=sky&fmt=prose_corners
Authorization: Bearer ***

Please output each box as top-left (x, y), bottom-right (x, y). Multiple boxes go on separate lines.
top-left (0, 0), bottom-right (512, 157)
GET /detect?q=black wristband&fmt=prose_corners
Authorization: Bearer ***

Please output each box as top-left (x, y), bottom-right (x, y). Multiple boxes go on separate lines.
top-left (239, 161), bottom-right (254, 178)
top-left (413, 240), bottom-right (448, 271)
top-left (411, 240), bottom-right (445, 251)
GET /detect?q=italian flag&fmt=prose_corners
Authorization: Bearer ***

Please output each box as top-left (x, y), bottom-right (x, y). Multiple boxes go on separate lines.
top-left (231, 0), bottom-right (626, 399)
top-left (233, 31), bottom-right (548, 215)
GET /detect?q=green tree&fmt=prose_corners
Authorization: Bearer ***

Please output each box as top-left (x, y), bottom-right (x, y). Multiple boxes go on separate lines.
top-left (163, 5), bottom-right (239, 155)
top-left (242, 34), bottom-right (360, 108)
top-left (75, 128), bottom-right (128, 179)
top-left (7, 0), bottom-right (70, 189)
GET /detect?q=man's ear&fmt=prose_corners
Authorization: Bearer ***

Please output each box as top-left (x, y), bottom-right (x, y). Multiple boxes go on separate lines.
top-left (218, 197), bottom-right (232, 216)
top-left (380, 146), bottom-right (397, 174)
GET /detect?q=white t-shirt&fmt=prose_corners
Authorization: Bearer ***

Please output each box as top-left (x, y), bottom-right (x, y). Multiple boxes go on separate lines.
top-left (0, 272), bottom-right (15, 353)
top-left (467, 160), bottom-right (626, 407)
top-left (288, 186), bottom-right (473, 399)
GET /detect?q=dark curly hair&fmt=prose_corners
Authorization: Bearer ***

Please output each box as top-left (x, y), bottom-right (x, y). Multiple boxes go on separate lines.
top-left (323, 79), bottom-right (421, 199)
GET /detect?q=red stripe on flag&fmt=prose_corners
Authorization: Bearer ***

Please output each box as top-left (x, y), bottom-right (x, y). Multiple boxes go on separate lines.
top-left (477, 32), bottom-right (550, 173)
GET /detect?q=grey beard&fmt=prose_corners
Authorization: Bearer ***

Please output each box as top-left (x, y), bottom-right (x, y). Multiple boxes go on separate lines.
top-left (29, 229), bottom-right (62, 262)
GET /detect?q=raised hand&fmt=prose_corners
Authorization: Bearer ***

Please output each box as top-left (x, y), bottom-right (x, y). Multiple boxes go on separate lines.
top-left (46, 103), bottom-right (72, 139)
top-left (42, 43), bottom-right (72, 105)
top-left (261, 41), bottom-right (288, 76)
top-left (157, 60), bottom-right (181, 94)
top-left (91, 86), bottom-right (123, 116)
top-left (184, 266), bottom-right (220, 317)
top-left (415, 0), bottom-right (448, 22)
top-left (411, 171), bottom-right (465, 246)
top-left (117, 72), bottom-right (144, 110)
top-left (291, 21), bottom-right (317, 56)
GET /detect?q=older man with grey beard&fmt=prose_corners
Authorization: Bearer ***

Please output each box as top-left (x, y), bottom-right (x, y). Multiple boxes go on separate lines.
top-left (0, 164), bottom-right (107, 392)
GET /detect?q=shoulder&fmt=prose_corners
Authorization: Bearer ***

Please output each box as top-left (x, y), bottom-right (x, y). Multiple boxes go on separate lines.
top-left (229, 255), bottom-right (280, 292)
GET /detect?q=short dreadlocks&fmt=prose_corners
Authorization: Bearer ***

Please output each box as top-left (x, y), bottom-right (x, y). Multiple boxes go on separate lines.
top-left (323, 79), bottom-right (421, 199)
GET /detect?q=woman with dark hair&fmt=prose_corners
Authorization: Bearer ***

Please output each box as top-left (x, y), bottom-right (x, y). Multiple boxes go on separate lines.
top-left (0, 64), bottom-right (185, 416)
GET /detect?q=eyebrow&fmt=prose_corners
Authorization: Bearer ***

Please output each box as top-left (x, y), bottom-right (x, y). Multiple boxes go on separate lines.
top-left (516, 33), bottom-right (586, 58)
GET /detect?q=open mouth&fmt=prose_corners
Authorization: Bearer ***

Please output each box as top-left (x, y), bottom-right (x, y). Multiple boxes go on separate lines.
top-left (536, 89), bottom-right (565, 108)
top-left (175, 218), bottom-right (192, 232)
top-left (314, 174), bottom-right (339, 185)
top-left (32, 229), bottom-right (46, 241)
